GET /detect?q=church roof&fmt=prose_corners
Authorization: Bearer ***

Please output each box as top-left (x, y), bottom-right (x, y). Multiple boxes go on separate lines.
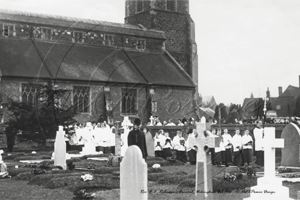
top-left (0, 37), bottom-right (195, 87)
top-left (0, 9), bottom-right (166, 39)
top-left (125, 51), bottom-right (195, 87)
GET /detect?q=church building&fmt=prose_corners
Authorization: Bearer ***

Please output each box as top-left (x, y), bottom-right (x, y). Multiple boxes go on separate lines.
top-left (0, 0), bottom-right (198, 124)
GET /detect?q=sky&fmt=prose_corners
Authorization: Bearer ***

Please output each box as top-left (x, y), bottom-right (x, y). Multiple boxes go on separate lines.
top-left (1, 0), bottom-right (300, 105)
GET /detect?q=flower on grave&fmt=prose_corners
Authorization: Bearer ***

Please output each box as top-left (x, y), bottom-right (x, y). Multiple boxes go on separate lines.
top-left (278, 167), bottom-right (292, 173)
top-left (81, 174), bottom-right (93, 181)
top-left (282, 173), bottom-right (300, 178)
top-left (223, 173), bottom-right (237, 182)
top-left (152, 164), bottom-right (161, 169)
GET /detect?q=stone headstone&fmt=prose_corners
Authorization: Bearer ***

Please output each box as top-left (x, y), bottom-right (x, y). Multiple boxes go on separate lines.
top-left (145, 131), bottom-right (155, 157)
top-left (0, 149), bottom-right (6, 173)
top-left (80, 125), bottom-right (98, 155)
top-left (281, 123), bottom-right (300, 167)
top-left (244, 127), bottom-right (292, 200)
top-left (112, 121), bottom-right (124, 156)
top-left (188, 117), bottom-right (221, 200)
top-left (120, 145), bottom-right (147, 200)
top-left (54, 126), bottom-right (66, 170)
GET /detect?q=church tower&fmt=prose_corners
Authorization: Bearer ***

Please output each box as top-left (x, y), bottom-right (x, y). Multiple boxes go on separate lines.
top-left (125, 0), bottom-right (198, 86)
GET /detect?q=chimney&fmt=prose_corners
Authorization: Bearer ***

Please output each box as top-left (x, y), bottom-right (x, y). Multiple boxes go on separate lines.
top-left (278, 86), bottom-right (282, 96)
top-left (266, 87), bottom-right (270, 98)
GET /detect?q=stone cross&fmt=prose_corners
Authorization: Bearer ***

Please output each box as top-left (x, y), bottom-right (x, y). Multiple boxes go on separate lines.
top-left (112, 121), bottom-right (124, 156)
top-left (244, 127), bottom-right (292, 199)
top-left (263, 127), bottom-right (284, 178)
top-left (149, 115), bottom-right (154, 126)
top-left (54, 126), bottom-right (66, 170)
top-left (188, 117), bottom-right (221, 199)
top-left (120, 145), bottom-right (147, 200)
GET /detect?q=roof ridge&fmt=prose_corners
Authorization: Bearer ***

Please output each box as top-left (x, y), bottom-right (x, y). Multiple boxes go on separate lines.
top-left (0, 9), bottom-right (165, 34)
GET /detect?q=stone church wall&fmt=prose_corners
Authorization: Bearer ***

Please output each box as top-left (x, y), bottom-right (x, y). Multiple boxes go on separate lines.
top-left (125, 4), bottom-right (193, 77)
top-left (151, 87), bottom-right (195, 122)
top-left (0, 21), bottom-right (164, 53)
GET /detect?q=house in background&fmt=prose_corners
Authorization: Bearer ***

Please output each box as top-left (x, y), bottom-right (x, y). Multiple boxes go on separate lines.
top-left (273, 85), bottom-right (300, 117)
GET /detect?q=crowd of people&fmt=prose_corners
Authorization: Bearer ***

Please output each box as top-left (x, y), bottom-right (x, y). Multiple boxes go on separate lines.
top-left (147, 116), bottom-right (197, 126)
top-left (62, 116), bottom-right (267, 168)
top-left (147, 121), bottom-right (266, 168)
top-left (63, 121), bottom-right (115, 152)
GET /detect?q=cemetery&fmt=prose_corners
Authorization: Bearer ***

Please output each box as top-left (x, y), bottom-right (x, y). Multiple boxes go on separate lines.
top-left (1, 117), bottom-right (300, 200)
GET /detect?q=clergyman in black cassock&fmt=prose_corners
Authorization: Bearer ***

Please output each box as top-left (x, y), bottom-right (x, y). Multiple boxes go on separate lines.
top-left (127, 118), bottom-right (148, 159)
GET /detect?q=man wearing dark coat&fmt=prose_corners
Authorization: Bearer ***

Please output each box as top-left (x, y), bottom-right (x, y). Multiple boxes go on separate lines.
top-left (128, 118), bottom-right (148, 159)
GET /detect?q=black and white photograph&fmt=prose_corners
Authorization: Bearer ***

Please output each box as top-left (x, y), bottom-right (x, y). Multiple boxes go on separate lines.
top-left (0, 0), bottom-right (300, 199)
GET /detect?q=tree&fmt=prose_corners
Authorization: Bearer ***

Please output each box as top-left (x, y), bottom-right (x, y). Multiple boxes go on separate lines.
top-left (4, 83), bottom-right (76, 146)
top-left (254, 98), bottom-right (264, 119)
top-left (214, 103), bottom-right (228, 124)
top-left (294, 95), bottom-right (300, 117)
top-left (227, 104), bottom-right (240, 124)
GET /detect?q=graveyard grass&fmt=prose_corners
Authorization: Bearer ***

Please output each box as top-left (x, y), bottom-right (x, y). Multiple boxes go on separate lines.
top-left (2, 149), bottom-right (300, 200)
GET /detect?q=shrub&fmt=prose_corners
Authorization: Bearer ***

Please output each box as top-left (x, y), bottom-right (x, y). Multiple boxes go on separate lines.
top-left (157, 174), bottom-right (186, 184)
top-left (8, 168), bottom-right (32, 176)
top-left (29, 173), bottom-right (84, 186)
top-left (14, 171), bottom-right (34, 180)
top-left (68, 158), bottom-right (82, 163)
top-left (148, 171), bottom-right (187, 182)
top-left (185, 173), bottom-right (196, 179)
top-left (213, 177), bottom-right (257, 192)
top-left (93, 167), bottom-right (119, 175)
top-left (67, 150), bottom-right (81, 154)
top-left (148, 168), bottom-right (166, 174)
top-left (45, 174), bottom-right (118, 191)
top-left (178, 178), bottom-right (196, 188)
top-left (3, 154), bottom-right (22, 160)
top-left (146, 156), bottom-right (164, 161)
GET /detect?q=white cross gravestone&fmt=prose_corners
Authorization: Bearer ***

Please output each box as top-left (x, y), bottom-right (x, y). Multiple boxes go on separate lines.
top-left (120, 145), bottom-right (147, 200)
top-left (244, 127), bottom-right (293, 200)
top-left (112, 121), bottom-right (124, 156)
top-left (80, 123), bottom-right (98, 155)
top-left (54, 126), bottom-right (66, 170)
top-left (187, 117), bottom-right (221, 200)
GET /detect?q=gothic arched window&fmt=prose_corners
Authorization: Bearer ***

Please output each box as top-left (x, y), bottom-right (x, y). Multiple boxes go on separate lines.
top-left (73, 86), bottom-right (90, 113)
top-left (122, 88), bottom-right (137, 115)
top-left (21, 83), bottom-right (40, 105)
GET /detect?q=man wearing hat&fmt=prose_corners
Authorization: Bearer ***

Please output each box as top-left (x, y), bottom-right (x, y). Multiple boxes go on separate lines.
top-left (253, 121), bottom-right (264, 166)
top-left (128, 118), bottom-right (148, 159)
